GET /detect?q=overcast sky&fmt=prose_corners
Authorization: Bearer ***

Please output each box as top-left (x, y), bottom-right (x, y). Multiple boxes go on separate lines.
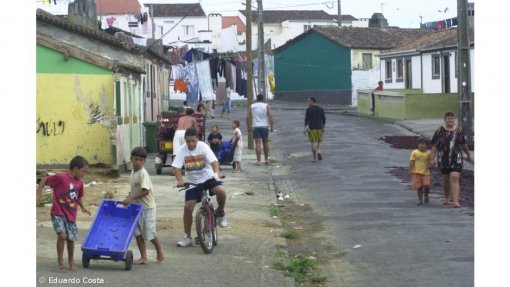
top-left (140, 0), bottom-right (474, 28)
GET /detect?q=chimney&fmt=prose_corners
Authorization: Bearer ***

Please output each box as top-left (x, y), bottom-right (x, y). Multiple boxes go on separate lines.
top-left (369, 13), bottom-right (388, 28)
top-left (68, 0), bottom-right (98, 30)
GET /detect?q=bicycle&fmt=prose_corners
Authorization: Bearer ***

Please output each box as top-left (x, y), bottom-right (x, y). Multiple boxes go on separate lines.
top-left (178, 178), bottom-right (223, 254)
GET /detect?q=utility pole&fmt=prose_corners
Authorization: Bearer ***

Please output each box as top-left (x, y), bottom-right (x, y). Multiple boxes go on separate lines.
top-left (337, 0), bottom-right (341, 26)
top-left (257, 0), bottom-right (266, 99)
top-left (457, 0), bottom-right (473, 146)
top-left (151, 5), bottom-right (155, 39)
top-left (246, 0), bottom-right (254, 149)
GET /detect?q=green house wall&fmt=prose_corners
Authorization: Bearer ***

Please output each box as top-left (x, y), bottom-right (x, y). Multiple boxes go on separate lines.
top-left (274, 31), bottom-right (351, 92)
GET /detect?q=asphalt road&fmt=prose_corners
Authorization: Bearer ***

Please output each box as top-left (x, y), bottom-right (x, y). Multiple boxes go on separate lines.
top-left (270, 106), bottom-right (474, 287)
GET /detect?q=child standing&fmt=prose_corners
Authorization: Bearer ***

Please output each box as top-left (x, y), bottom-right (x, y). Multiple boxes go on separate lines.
top-left (220, 87), bottom-right (232, 119)
top-left (207, 125), bottom-right (223, 160)
top-left (122, 147), bottom-right (164, 264)
top-left (36, 155), bottom-right (91, 270)
top-left (409, 137), bottom-right (432, 205)
top-left (231, 120), bottom-right (243, 172)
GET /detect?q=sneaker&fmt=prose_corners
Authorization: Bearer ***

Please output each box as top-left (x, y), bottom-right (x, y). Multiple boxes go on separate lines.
top-left (216, 209), bottom-right (228, 228)
top-left (317, 153), bottom-right (323, 161)
top-left (177, 234), bottom-right (192, 247)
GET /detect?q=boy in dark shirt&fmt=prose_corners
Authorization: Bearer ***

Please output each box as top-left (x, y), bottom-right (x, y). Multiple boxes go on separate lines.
top-left (304, 97), bottom-right (326, 162)
top-left (207, 125), bottom-right (223, 159)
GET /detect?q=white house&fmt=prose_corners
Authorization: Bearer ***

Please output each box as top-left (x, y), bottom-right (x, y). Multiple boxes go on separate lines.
top-left (95, 0), bottom-right (152, 38)
top-left (239, 10), bottom-right (356, 49)
top-left (144, 3), bottom-right (208, 46)
top-left (379, 27), bottom-right (475, 94)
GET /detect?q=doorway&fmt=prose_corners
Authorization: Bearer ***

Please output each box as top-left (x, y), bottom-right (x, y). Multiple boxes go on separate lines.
top-left (405, 59), bottom-right (412, 89)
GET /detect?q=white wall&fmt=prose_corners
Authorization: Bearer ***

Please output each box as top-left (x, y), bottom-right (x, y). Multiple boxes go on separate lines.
top-left (352, 68), bottom-right (380, 106)
top-left (154, 16), bottom-right (208, 45)
top-left (99, 12), bottom-right (152, 38)
top-left (379, 55), bottom-right (422, 90)
top-left (269, 20), bottom-right (336, 49)
top-left (422, 54), bottom-right (441, 93)
top-left (411, 56), bottom-right (422, 89)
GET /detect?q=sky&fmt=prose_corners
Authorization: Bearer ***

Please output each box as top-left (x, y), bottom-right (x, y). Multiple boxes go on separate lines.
top-left (140, 0), bottom-right (472, 28)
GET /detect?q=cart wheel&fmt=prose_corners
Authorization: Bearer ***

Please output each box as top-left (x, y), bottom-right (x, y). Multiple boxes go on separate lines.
top-left (82, 253), bottom-right (90, 268)
top-left (125, 250), bottom-right (133, 271)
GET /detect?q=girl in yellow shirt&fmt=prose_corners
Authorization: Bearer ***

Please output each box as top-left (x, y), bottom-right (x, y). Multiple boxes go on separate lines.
top-left (409, 137), bottom-right (432, 205)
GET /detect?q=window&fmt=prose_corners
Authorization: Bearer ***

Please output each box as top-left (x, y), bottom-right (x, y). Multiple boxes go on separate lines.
top-left (183, 25), bottom-right (194, 36)
top-left (385, 60), bottom-right (392, 82)
top-left (304, 24), bottom-right (312, 32)
top-left (432, 54), bottom-right (441, 79)
top-left (157, 25), bottom-right (163, 37)
top-left (396, 59), bottom-right (404, 81)
top-left (362, 53), bottom-right (373, 69)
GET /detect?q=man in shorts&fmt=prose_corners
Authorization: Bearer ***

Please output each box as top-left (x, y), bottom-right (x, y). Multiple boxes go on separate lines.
top-left (304, 97), bottom-right (326, 162)
top-left (246, 94), bottom-right (273, 165)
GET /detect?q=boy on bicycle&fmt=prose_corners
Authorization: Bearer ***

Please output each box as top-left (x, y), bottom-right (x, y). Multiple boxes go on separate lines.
top-left (172, 128), bottom-right (228, 247)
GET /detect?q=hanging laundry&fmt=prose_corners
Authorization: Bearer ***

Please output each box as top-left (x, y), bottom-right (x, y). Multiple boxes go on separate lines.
top-left (106, 16), bottom-right (116, 27)
top-left (452, 17), bottom-right (458, 26)
top-left (230, 62), bottom-right (237, 92)
top-left (446, 18), bottom-right (452, 28)
top-left (196, 60), bottom-right (215, 102)
top-left (174, 79), bottom-right (188, 93)
top-left (54, 0), bottom-right (57, 4)
top-left (209, 58), bottom-right (219, 88)
top-left (437, 20), bottom-right (443, 30)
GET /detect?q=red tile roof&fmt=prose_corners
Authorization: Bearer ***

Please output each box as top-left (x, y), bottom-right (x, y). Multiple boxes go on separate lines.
top-left (222, 16), bottom-right (246, 33)
top-left (96, 0), bottom-right (142, 15)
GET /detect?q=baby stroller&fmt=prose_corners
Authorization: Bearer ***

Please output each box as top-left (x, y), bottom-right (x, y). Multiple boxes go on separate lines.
top-left (217, 138), bottom-right (239, 169)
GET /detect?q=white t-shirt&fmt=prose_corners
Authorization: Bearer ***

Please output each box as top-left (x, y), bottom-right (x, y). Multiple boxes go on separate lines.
top-left (251, 102), bottom-right (269, 127)
top-left (171, 141), bottom-right (218, 184)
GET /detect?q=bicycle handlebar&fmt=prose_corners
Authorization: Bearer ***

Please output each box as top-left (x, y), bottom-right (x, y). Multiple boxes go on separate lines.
top-left (176, 176), bottom-right (226, 191)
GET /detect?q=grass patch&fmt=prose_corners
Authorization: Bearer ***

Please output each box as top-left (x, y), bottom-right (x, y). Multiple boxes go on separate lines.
top-left (270, 158), bottom-right (279, 164)
top-left (244, 191), bottom-right (255, 196)
top-left (281, 229), bottom-right (301, 239)
top-left (39, 194), bottom-right (52, 207)
top-left (233, 101), bottom-right (248, 108)
top-left (275, 248), bottom-right (286, 258)
top-left (273, 257), bottom-right (325, 283)
top-left (269, 204), bottom-right (280, 217)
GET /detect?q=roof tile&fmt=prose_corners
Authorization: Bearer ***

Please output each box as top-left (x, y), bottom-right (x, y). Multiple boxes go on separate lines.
top-left (145, 3), bottom-right (205, 17)
top-left (96, 0), bottom-right (141, 15)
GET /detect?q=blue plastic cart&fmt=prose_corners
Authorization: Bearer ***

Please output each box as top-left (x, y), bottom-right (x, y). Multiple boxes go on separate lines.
top-left (81, 199), bottom-right (144, 270)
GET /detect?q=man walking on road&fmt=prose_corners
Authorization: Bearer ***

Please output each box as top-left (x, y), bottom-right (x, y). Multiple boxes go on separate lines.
top-left (246, 94), bottom-right (274, 165)
top-left (173, 108), bottom-right (199, 157)
top-left (304, 97), bottom-right (326, 162)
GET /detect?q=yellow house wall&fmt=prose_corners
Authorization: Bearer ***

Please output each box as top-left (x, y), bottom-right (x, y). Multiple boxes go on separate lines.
top-left (351, 49), bottom-right (381, 70)
top-left (36, 74), bottom-right (114, 165)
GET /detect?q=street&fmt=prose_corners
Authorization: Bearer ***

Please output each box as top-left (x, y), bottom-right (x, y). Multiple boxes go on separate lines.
top-left (270, 105), bottom-right (474, 287)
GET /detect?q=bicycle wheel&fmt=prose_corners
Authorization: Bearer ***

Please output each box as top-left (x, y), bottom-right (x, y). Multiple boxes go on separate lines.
top-left (195, 207), bottom-right (214, 254)
top-left (211, 205), bottom-right (218, 246)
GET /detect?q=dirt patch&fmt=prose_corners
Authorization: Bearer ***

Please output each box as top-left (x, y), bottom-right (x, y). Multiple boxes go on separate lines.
top-left (387, 166), bottom-right (474, 209)
top-left (380, 135), bottom-right (474, 150)
top-left (277, 201), bottom-right (346, 286)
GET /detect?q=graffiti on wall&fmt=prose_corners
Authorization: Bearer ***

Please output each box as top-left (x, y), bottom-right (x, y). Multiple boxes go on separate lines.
top-left (88, 104), bottom-right (106, 124)
top-left (37, 116), bottom-right (65, 136)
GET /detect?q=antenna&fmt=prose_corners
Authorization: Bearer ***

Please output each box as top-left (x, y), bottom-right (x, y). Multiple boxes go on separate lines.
top-left (380, 2), bottom-right (385, 13)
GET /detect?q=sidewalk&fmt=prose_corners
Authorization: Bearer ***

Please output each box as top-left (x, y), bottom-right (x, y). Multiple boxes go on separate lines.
top-left (36, 111), bottom-right (294, 287)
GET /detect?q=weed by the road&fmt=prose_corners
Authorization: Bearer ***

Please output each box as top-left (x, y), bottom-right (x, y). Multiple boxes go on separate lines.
top-left (270, 158), bottom-right (279, 164)
top-left (39, 194), bottom-right (52, 207)
top-left (281, 229), bottom-right (301, 239)
top-left (275, 248), bottom-right (286, 258)
top-left (233, 101), bottom-right (248, 108)
top-left (272, 257), bottom-right (326, 283)
top-left (245, 191), bottom-right (255, 196)
top-left (269, 204), bottom-right (280, 217)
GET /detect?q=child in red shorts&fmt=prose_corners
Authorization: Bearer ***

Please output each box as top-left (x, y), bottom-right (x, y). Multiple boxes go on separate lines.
top-left (409, 137), bottom-right (432, 205)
